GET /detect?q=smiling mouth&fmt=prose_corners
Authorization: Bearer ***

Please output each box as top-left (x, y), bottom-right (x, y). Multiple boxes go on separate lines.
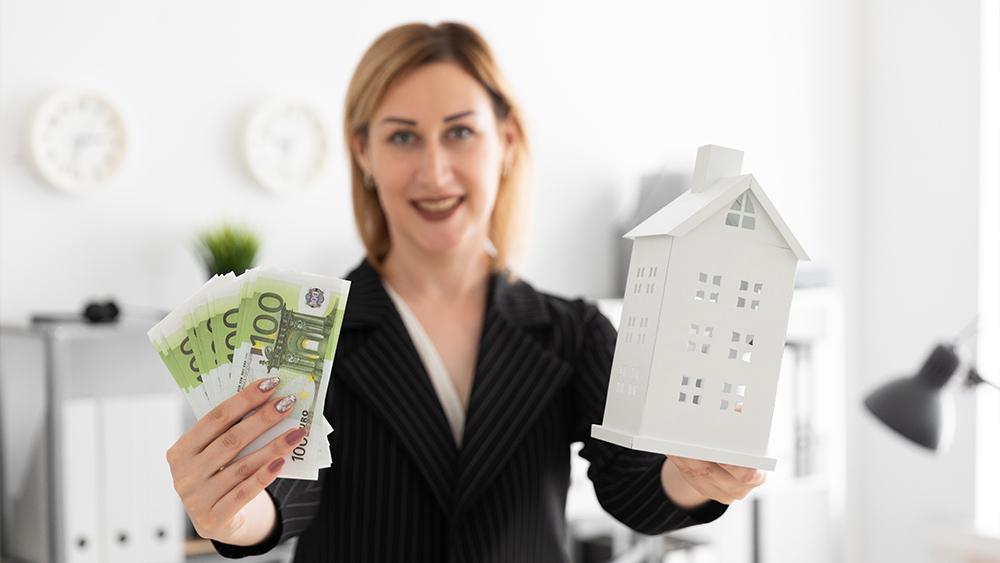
top-left (411, 195), bottom-right (465, 212)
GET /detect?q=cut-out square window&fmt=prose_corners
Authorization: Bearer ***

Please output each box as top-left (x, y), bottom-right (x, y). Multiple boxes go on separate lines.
top-left (753, 282), bottom-right (763, 294)
top-left (704, 327), bottom-right (714, 338)
top-left (695, 378), bottom-right (703, 388)
top-left (652, 267), bottom-right (658, 277)
top-left (740, 280), bottom-right (749, 291)
top-left (689, 324), bottom-right (699, 335)
top-left (701, 343), bottom-right (711, 354)
top-left (696, 272), bottom-right (723, 305)
top-left (737, 296), bottom-right (747, 308)
top-left (751, 300), bottom-right (760, 311)
top-left (721, 383), bottom-right (747, 414)
top-left (680, 376), bottom-right (703, 407)
top-left (726, 191), bottom-right (756, 230)
top-left (679, 392), bottom-right (687, 402)
top-left (639, 267), bottom-right (645, 277)
top-left (729, 331), bottom-right (753, 362)
top-left (687, 341), bottom-right (696, 352)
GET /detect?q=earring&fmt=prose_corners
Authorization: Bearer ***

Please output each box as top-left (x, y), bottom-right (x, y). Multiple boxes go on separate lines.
top-left (363, 173), bottom-right (375, 190)
top-left (501, 160), bottom-right (512, 180)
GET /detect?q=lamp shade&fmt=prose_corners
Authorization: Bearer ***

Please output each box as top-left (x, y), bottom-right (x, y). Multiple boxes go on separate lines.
top-left (863, 344), bottom-right (959, 451)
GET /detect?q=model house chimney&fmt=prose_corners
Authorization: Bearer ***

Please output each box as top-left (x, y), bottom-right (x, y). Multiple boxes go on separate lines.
top-left (692, 145), bottom-right (744, 192)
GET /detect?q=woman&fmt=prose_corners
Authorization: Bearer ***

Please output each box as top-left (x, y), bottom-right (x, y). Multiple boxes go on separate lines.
top-left (165, 21), bottom-right (766, 562)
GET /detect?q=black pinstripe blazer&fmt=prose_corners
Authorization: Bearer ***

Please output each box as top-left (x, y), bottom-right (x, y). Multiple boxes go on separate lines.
top-left (213, 257), bottom-right (727, 562)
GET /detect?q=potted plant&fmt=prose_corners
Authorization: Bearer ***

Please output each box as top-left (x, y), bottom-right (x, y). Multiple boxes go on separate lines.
top-left (196, 224), bottom-right (260, 277)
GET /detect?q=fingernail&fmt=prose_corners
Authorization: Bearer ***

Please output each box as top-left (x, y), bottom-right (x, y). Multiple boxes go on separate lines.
top-left (275, 394), bottom-right (297, 413)
top-left (268, 458), bottom-right (285, 472)
top-left (257, 377), bottom-right (281, 392)
top-left (285, 428), bottom-right (307, 445)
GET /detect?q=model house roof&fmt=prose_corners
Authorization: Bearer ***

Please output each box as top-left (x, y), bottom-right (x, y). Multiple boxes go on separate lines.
top-left (624, 146), bottom-right (810, 261)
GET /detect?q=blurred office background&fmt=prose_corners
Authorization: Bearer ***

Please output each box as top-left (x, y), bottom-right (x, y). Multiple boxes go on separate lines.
top-left (1, 0), bottom-right (998, 562)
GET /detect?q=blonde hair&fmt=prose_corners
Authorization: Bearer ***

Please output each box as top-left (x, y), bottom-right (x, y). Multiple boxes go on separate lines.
top-left (343, 22), bottom-right (530, 279)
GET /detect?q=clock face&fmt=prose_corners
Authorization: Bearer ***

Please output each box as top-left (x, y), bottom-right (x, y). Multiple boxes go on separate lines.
top-left (244, 100), bottom-right (328, 195)
top-left (29, 91), bottom-right (127, 193)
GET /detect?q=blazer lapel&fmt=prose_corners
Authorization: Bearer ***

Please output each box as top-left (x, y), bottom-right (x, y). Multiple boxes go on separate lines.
top-left (453, 270), bottom-right (574, 518)
top-left (333, 258), bottom-right (575, 519)
top-left (334, 258), bottom-right (458, 516)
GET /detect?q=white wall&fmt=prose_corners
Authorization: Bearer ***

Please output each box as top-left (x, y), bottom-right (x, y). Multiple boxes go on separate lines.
top-left (0, 0), bottom-right (856, 323)
top-left (853, 1), bottom-right (982, 562)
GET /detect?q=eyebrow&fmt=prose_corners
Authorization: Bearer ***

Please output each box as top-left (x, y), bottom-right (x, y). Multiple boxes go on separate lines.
top-left (379, 110), bottom-right (475, 127)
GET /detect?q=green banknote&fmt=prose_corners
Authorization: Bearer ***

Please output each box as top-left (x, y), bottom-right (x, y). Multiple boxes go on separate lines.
top-left (148, 269), bottom-right (345, 479)
top-left (230, 269), bottom-right (350, 480)
top-left (148, 305), bottom-right (213, 418)
top-left (206, 274), bottom-right (242, 398)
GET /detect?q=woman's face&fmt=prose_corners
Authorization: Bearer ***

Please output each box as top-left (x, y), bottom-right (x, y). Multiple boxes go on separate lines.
top-left (354, 61), bottom-right (515, 260)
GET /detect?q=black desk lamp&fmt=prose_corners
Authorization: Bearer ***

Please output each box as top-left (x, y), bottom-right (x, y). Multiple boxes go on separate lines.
top-left (863, 317), bottom-right (999, 451)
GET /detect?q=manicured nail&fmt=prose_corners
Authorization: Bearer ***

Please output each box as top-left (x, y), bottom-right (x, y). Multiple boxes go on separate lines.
top-left (268, 458), bottom-right (285, 473)
top-left (257, 377), bottom-right (280, 392)
top-left (285, 428), bottom-right (308, 445)
top-left (275, 394), bottom-right (297, 413)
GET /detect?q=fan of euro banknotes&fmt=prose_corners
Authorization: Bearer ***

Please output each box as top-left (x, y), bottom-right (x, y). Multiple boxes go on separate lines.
top-left (147, 268), bottom-right (351, 480)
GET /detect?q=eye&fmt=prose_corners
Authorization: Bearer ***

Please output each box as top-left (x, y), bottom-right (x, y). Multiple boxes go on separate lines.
top-left (447, 125), bottom-right (474, 140)
top-left (388, 130), bottom-right (416, 145)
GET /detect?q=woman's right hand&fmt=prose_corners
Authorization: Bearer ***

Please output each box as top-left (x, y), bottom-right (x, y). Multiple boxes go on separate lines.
top-left (165, 377), bottom-right (307, 543)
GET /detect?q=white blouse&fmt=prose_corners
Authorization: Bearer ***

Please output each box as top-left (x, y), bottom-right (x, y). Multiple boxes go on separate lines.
top-left (383, 282), bottom-right (466, 447)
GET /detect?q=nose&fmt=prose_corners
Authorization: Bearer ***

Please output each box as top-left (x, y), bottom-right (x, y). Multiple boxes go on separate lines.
top-left (416, 139), bottom-right (453, 188)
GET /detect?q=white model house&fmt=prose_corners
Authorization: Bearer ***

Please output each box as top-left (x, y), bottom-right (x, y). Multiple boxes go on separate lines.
top-left (591, 145), bottom-right (809, 470)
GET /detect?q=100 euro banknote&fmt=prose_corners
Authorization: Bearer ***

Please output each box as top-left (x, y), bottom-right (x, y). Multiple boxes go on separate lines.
top-left (148, 269), bottom-right (349, 480)
top-left (229, 269), bottom-right (349, 480)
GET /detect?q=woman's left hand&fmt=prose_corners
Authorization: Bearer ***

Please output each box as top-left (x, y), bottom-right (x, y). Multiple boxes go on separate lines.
top-left (660, 455), bottom-right (767, 508)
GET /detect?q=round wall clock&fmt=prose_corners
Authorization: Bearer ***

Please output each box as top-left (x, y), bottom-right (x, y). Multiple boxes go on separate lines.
top-left (244, 99), bottom-right (328, 195)
top-left (29, 90), bottom-right (127, 193)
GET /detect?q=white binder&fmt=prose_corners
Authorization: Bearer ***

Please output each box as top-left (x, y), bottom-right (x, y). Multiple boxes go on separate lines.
top-left (99, 397), bottom-right (142, 563)
top-left (98, 394), bottom-right (184, 563)
top-left (135, 394), bottom-right (184, 563)
top-left (60, 399), bottom-right (100, 563)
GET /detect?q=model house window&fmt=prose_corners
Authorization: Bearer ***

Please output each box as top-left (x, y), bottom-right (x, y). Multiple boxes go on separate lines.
top-left (694, 271), bottom-right (722, 303)
top-left (720, 382), bottom-right (747, 413)
top-left (725, 191), bottom-right (756, 230)
top-left (635, 265), bottom-right (658, 294)
top-left (613, 365), bottom-right (640, 397)
top-left (625, 315), bottom-right (651, 345)
top-left (687, 324), bottom-right (714, 355)
top-left (727, 330), bottom-right (755, 363)
top-left (736, 279), bottom-right (762, 311)
top-left (678, 374), bottom-right (704, 405)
